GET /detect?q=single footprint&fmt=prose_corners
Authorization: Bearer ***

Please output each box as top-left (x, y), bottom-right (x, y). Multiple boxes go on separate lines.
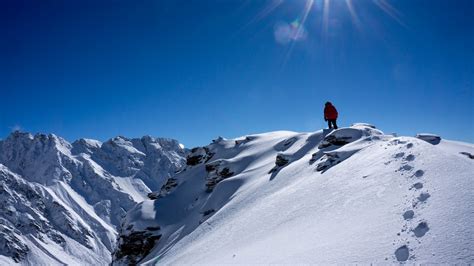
top-left (395, 245), bottom-right (410, 262)
top-left (400, 164), bottom-right (413, 171)
top-left (406, 143), bottom-right (414, 149)
top-left (403, 210), bottom-right (415, 220)
top-left (412, 182), bottom-right (423, 189)
top-left (414, 170), bottom-right (424, 177)
top-left (413, 222), bottom-right (429, 237)
top-left (418, 192), bottom-right (431, 202)
top-left (405, 154), bottom-right (415, 161)
top-left (395, 152), bottom-right (405, 158)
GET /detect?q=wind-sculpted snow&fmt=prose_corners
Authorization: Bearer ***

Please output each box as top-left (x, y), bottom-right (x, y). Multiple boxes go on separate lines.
top-left (114, 124), bottom-right (474, 264)
top-left (0, 131), bottom-right (186, 265)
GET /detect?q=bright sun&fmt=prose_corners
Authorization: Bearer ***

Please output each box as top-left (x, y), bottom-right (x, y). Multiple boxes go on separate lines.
top-left (247, 0), bottom-right (405, 65)
top-left (252, 0), bottom-right (405, 39)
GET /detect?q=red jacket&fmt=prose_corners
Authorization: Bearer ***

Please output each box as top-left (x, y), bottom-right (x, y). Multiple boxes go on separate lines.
top-left (324, 104), bottom-right (338, 120)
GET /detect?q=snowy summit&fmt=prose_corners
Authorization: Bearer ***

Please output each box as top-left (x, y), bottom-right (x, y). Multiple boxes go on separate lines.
top-left (112, 123), bottom-right (474, 264)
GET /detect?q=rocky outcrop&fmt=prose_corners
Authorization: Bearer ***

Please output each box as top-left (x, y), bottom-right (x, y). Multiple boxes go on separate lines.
top-left (205, 160), bottom-right (234, 192)
top-left (186, 147), bottom-right (214, 166)
top-left (268, 153), bottom-right (291, 174)
top-left (0, 164), bottom-right (97, 261)
top-left (416, 133), bottom-right (441, 145)
top-left (0, 225), bottom-right (29, 263)
top-left (113, 230), bottom-right (162, 265)
top-left (318, 129), bottom-right (362, 148)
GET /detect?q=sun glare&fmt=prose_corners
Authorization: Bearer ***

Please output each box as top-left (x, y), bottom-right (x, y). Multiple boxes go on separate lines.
top-left (246, 0), bottom-right (405, 66)
top-left (251, 0), bottom-right (405, 39)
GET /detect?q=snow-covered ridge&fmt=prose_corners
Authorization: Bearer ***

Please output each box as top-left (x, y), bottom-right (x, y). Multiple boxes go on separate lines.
top-left (113, 124), bottom-right (474, 264)
top-left (0, 131), bottom-right (186, 265)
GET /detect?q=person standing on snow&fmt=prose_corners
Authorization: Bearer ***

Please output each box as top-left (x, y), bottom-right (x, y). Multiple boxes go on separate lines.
top-left (324, 102), bottom-right (338, 129)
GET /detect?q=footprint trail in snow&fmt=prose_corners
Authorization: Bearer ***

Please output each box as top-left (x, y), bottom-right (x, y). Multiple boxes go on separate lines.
top-left (390, 140), bottom-right (432, 262)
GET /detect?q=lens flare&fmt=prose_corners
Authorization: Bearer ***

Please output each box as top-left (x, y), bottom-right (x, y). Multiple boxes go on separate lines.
top-left (345, 0), bottom-right (362, 31)
top-left (246, 0), bottom-right (406, 65)
top-left (252, 0), bottom-right (405, 35)
top-left (322, 0), bottom-right (330, 38)
top-left (274, 20), bottom-right (308, 45)
top-left (373, 0), bottom-right (407, 28)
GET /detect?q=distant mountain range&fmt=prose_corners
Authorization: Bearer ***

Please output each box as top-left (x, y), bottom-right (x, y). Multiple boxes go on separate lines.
top-left (0, 132), bottom-right (186, 264)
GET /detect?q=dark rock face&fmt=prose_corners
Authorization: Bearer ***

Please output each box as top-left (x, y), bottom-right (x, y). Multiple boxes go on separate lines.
top-left (0, 226), bottom-right (30, 263)
top-left (269, 154), bottom-right (291, 175)
top-left (275, 155), bottom-right (290, 167)
top-left (218, 168), bottom-right (233, 178)
top-left (148, 176), bottom-right (181, 200)
top-left (317, 128), bottom-right (365, 149)
top-left (415, 134), bottom-right (441, 145)
top-left (147, 192), bottom-right (159, 200)
top-left (234, 136), bottom-right (254, 146)
top-left (113, 230), bottom-right (162, 265)
top-left (186, 147), bottom-right (214, 166)
top-left (318, 135), bottom-right (352, 148)
top-left (205, 163), bottom-right (217, 172)
top-left (160, 178), bottom-right (178, 196)
top-left (206, 167), bottom-right (234, 192)
top-left (186, 155), bottom-right (202, 166)
top-left (316, 153), bottom-right (341, 172)
top-left (204, 160), bottom-right (234, 192)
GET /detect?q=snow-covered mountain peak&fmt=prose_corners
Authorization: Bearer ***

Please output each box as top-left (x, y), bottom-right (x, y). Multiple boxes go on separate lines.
top-left (2, 131), bottom-right (71, 154)
top-left (71, 138), bottom-right (102, 156)
top-left (0, 131), bottom-right (74, 185)
top-left (0, 132), bottom-right (187, 265)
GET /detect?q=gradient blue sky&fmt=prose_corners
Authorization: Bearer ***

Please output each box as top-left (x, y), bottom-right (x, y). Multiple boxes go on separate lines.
top-left (1, 0), bottom-right (473, 147)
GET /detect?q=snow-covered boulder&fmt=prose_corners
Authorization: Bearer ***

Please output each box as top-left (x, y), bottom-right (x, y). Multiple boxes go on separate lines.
top-left (351, 122), bottom-right (377, 129)
top-left (318, 125), bottom-right (383, 149)
top-left (318, 128), bottom-right (363, 148)
top-left (416, 133), bottom-right (441, 145)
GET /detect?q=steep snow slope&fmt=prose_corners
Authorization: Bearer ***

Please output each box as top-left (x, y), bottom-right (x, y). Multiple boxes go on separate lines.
top-left (0, 132), bottom-right (186, 265)
top-left (114, 124), bottom-right (474, 264)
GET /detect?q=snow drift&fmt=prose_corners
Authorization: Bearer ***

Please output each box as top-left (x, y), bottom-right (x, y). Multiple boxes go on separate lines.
top-left (114, 124), bottom-right (474, 264)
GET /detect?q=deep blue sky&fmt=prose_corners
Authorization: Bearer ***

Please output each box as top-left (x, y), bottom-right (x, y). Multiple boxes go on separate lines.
top-left (1, 0), bottom-right (473, 147)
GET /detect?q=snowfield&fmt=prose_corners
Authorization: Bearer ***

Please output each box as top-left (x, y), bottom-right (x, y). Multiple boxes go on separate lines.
top-left (0, 124), bottom-right (472, 265)
top-left (114, 124), bottom-right (474, 264)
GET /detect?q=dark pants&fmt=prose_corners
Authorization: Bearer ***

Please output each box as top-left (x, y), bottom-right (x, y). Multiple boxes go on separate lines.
top-left (327, 119), bottom-right (338, 129)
